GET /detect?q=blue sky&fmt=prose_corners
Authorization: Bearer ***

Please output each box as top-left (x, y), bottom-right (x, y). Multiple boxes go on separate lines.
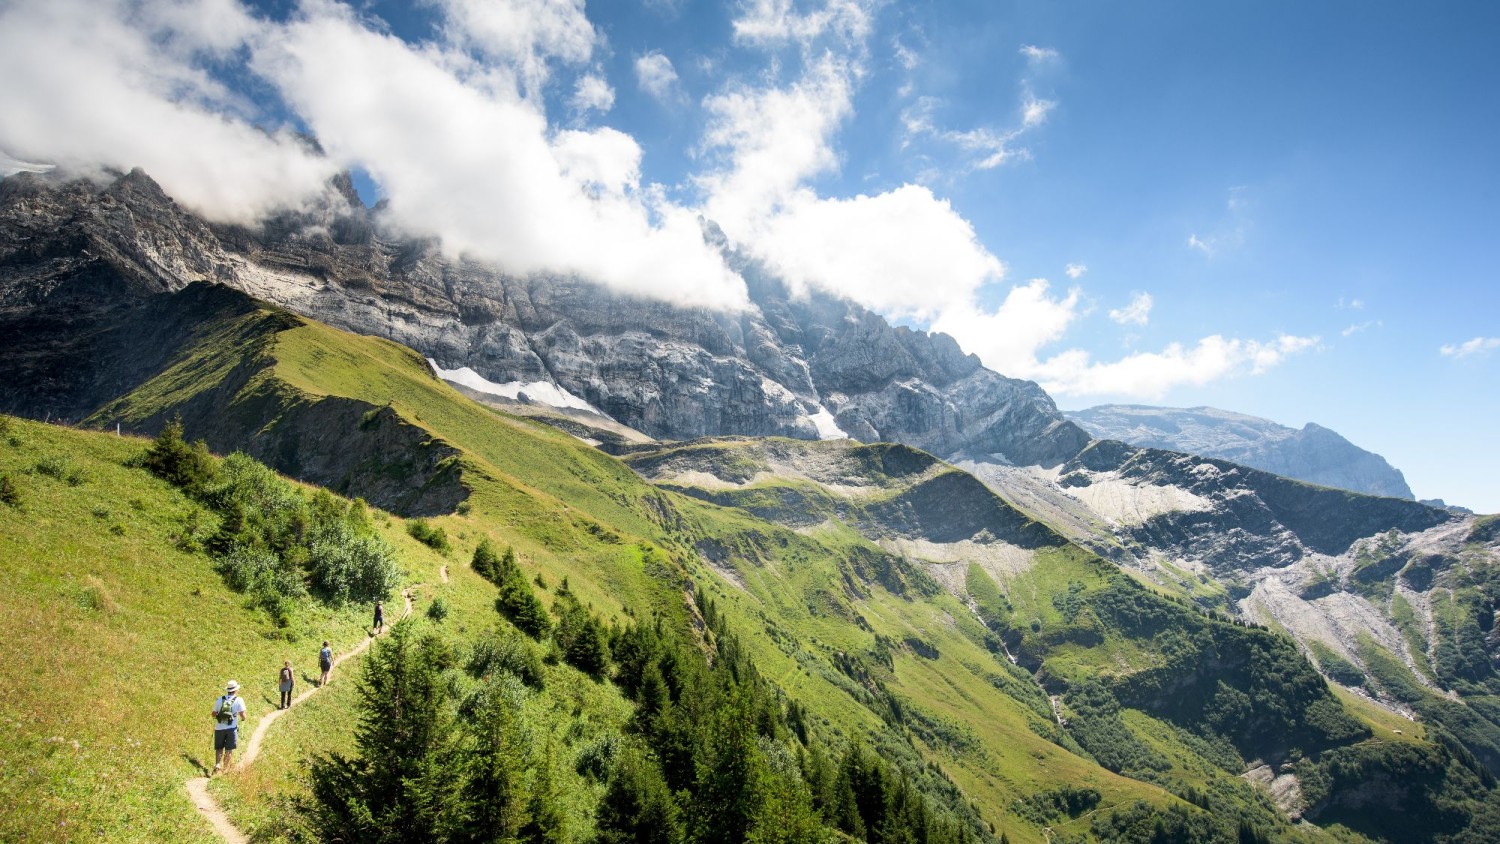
top-left (1, 0), bottom-right (1494, 510)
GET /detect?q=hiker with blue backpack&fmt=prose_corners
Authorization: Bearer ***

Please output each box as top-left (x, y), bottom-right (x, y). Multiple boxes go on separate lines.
top-left (211, 680), bottom-right (246, 774)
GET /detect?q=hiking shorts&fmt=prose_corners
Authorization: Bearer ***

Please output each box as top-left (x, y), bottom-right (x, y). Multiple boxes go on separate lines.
top-left (214, 728), bottom-right (238, 751)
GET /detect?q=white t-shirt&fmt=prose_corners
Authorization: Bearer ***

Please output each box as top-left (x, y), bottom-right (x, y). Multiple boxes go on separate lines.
top-left (214, 694), bottom-right (246, 730)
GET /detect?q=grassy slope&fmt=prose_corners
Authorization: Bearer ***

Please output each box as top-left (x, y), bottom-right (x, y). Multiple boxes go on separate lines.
top-left (619, 438), bottom-right (1455, 842)
top-left (0, 418), bottom-right (420, 841)
top-left (266, 321), bottom-right (1190, 842)
top-left (8, 300), bottom-right (1458, 842)
top-left (79, 310), bottom-right (1187, 841)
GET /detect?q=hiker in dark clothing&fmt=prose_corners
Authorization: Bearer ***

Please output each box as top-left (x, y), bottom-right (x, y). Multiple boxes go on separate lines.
top-left (319, 641), bottom-right (333, 687)
top-left (278, 661), bottom-right (294, 709)
top-left (373, 600), bottom-right (385, 634)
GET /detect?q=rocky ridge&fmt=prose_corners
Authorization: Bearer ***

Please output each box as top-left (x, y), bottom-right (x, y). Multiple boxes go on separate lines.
top-left (1066, 404), bottom-right (1415, 499)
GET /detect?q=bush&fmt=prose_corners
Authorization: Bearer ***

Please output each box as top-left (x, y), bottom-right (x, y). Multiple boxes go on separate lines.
top-left (142, 417), bottom-right (216, 494)
top-left (426, 596), bottom-right (450, 623)
top-left (553, 591), bottom-right (611, 678)
top-left (406, 519), bottom-right (451, 554)
top-left (466, 631), bottom-right (545, 689)
top-left (474, 540), bottom-right (550, 638)
top-left (309, 531), bottom-right (399, 606)
top-left (0, 474), bottom-right (20, 508)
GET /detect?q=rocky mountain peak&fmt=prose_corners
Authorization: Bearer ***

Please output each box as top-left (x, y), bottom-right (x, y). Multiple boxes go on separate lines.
top-left (1066, 403), bottom-right (1414, 499)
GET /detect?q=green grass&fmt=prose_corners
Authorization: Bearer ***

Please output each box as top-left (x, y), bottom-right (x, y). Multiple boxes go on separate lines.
top-left (10, 295), bottom-right (1489, 842)
top-left (0, 418), bottom-right (406, 841)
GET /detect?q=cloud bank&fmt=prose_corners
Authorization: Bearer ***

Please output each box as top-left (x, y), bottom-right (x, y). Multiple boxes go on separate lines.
top-left (0, 0), bottom-right (1321, 398)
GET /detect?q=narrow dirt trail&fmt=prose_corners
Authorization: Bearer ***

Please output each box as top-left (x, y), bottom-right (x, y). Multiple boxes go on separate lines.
top-left (185, 590), bottom-right (412, 842)
top-left (440, 564), bottom-right (449, 583)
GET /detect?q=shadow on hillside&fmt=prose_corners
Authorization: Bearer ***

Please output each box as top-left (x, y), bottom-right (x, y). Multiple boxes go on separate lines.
top-left (182, 753), bottom-right (208, 777)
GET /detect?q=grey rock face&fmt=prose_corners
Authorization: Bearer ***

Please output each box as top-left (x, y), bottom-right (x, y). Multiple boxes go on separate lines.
top-left (1, 169), bottom-right (1088, 467)
top-left (1066, 405), bottom-right (1414, 499)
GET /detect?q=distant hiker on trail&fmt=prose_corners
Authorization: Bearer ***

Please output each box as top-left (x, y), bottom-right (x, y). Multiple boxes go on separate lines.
top-left (278, 661), bottom-right (294, 709)
top-left (373, 600), bottom-right (385, 634)
top-left (319, 641), bottom-right (333, 687)
top-left (212, 680), bottom-right (246, 774)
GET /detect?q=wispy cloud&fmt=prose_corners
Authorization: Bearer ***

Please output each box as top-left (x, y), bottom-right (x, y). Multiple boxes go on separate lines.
top-left (1065, 263), bottom-right (1087, 279)
top-left (1337, 296), bottom-right (1365, 310)
top-left (1186, 186), bottom-right (1251, 257)
top-left (1109, 292), bottom-right (1153, 326)
top-left (1341, 320), bottom-right (1381, 337)
top-left (634, 51), bottom-right (680, 101)
top-left (1020, 45), bottom-right (1059, 64)
top-left (1440, 337), bottom-right (1500, 358)
top-left (898, 44), bottom-right (1059, 174)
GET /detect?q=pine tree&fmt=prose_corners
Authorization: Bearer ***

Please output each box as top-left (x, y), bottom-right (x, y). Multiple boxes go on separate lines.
top-left (691, 691), bottom-right (763, 844)
top-left (594, 747), bottom-right (683, 844)
top-left (462, 679), bottom-right (531, 841)
top-left (309, 622), bottom-right (466, 842)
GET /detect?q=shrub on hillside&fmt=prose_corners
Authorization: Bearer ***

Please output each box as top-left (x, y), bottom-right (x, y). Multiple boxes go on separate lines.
top-left (426, 596), bottom-right (449, 623)
top-left (0, 474), bottom-right (20, 508)
top-left (552, 589), bottom-right (610, 679)
top-left (466, 630), bottom-right (545, 688)
top-left (142, 417), bottom-right (217, 494)
top-left (473, 540), bottom-right (550, 638)
top-left (406, 519), bottom-right (451, 553)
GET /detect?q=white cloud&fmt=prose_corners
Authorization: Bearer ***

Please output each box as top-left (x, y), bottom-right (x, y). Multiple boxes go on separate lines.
top-left (571, 73), bottom-right (614, 113)
top-left (892, 38), bottom-right (920, 70)
top-left (436, 0), bottom-right (597, 95)
top-left (255, 3), bottom-right (744, 309)
top-left (1341, 320), bottom-right (1381, 337)
top-left (700, 54), bottom-right (855, 232)
top-left (1020, 44), bottom-right (1059, 64)
top-left (900, 47), bottom-right (1058, 173)
top-left (751, 185), bottom-right (1004, 320)
top-left (0, 0), bottom-right (336, 223)
top-left (698, 37), bottom-right (1004, 321)
top-left (1337, 296), bottom-right (1365, 310)
top-left (1031, 334), bottom-right (1319, 399)
top-left (931, 280), bottom-right (1081, 374)
top-left (1109, 292), bottom-right (1153, 326)
top-left (1021, 92), bottom-right (1055, 128)
top-left (732, 0), bottom-right (875, 48)
top-left (1187, 187), bottom-right (1251, 256)
top-left (1440, 337), bottom-right (1500, 358)
top-left (1064, 263), bottom-right (1087, 279)
top-left (634, 51), bottom-right (680, 101)
top-left (928, 280), bottom-right (1316, 399)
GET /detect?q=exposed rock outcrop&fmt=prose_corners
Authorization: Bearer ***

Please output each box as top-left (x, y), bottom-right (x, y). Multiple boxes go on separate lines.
top-left (1066, 404), bottom-right (1414, 499)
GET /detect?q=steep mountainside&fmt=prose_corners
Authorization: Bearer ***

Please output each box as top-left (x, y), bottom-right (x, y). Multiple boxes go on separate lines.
top-left (0, 168), bottom-right (1084, 467)
top-left (1066, 405), bottom-right (1414, 500)
top-left (6, 166), bottom-right (1500, 840)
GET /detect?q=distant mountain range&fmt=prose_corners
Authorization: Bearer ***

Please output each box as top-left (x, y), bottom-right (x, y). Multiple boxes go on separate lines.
top-left (1066, 404), bottom-right (1414, 500)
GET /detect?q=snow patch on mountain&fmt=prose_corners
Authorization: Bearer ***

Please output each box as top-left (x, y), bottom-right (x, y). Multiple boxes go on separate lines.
top-left (803, 406), bottom-right (849, 440)
top-left (429, 359), bottom-right (598, 413)
top-left (1060, 472), bottom-right (1217, 527)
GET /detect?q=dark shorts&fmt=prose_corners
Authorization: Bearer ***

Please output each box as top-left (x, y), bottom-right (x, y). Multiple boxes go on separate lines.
top-left (214, 728), bottom-right (238, 751)
top-left (320, 660), bottom-right (331, 672)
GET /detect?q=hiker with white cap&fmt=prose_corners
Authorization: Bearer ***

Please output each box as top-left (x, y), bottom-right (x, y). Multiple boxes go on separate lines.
top-left (211, 680), bottom-right (247, 774)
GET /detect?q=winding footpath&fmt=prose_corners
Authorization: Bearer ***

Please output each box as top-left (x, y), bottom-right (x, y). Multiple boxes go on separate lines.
top-left (184, 591), bottom-right (413, 843)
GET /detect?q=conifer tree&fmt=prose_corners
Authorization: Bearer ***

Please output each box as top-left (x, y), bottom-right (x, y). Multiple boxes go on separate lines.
top-left (595, 747), bottom-right (683, 844)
